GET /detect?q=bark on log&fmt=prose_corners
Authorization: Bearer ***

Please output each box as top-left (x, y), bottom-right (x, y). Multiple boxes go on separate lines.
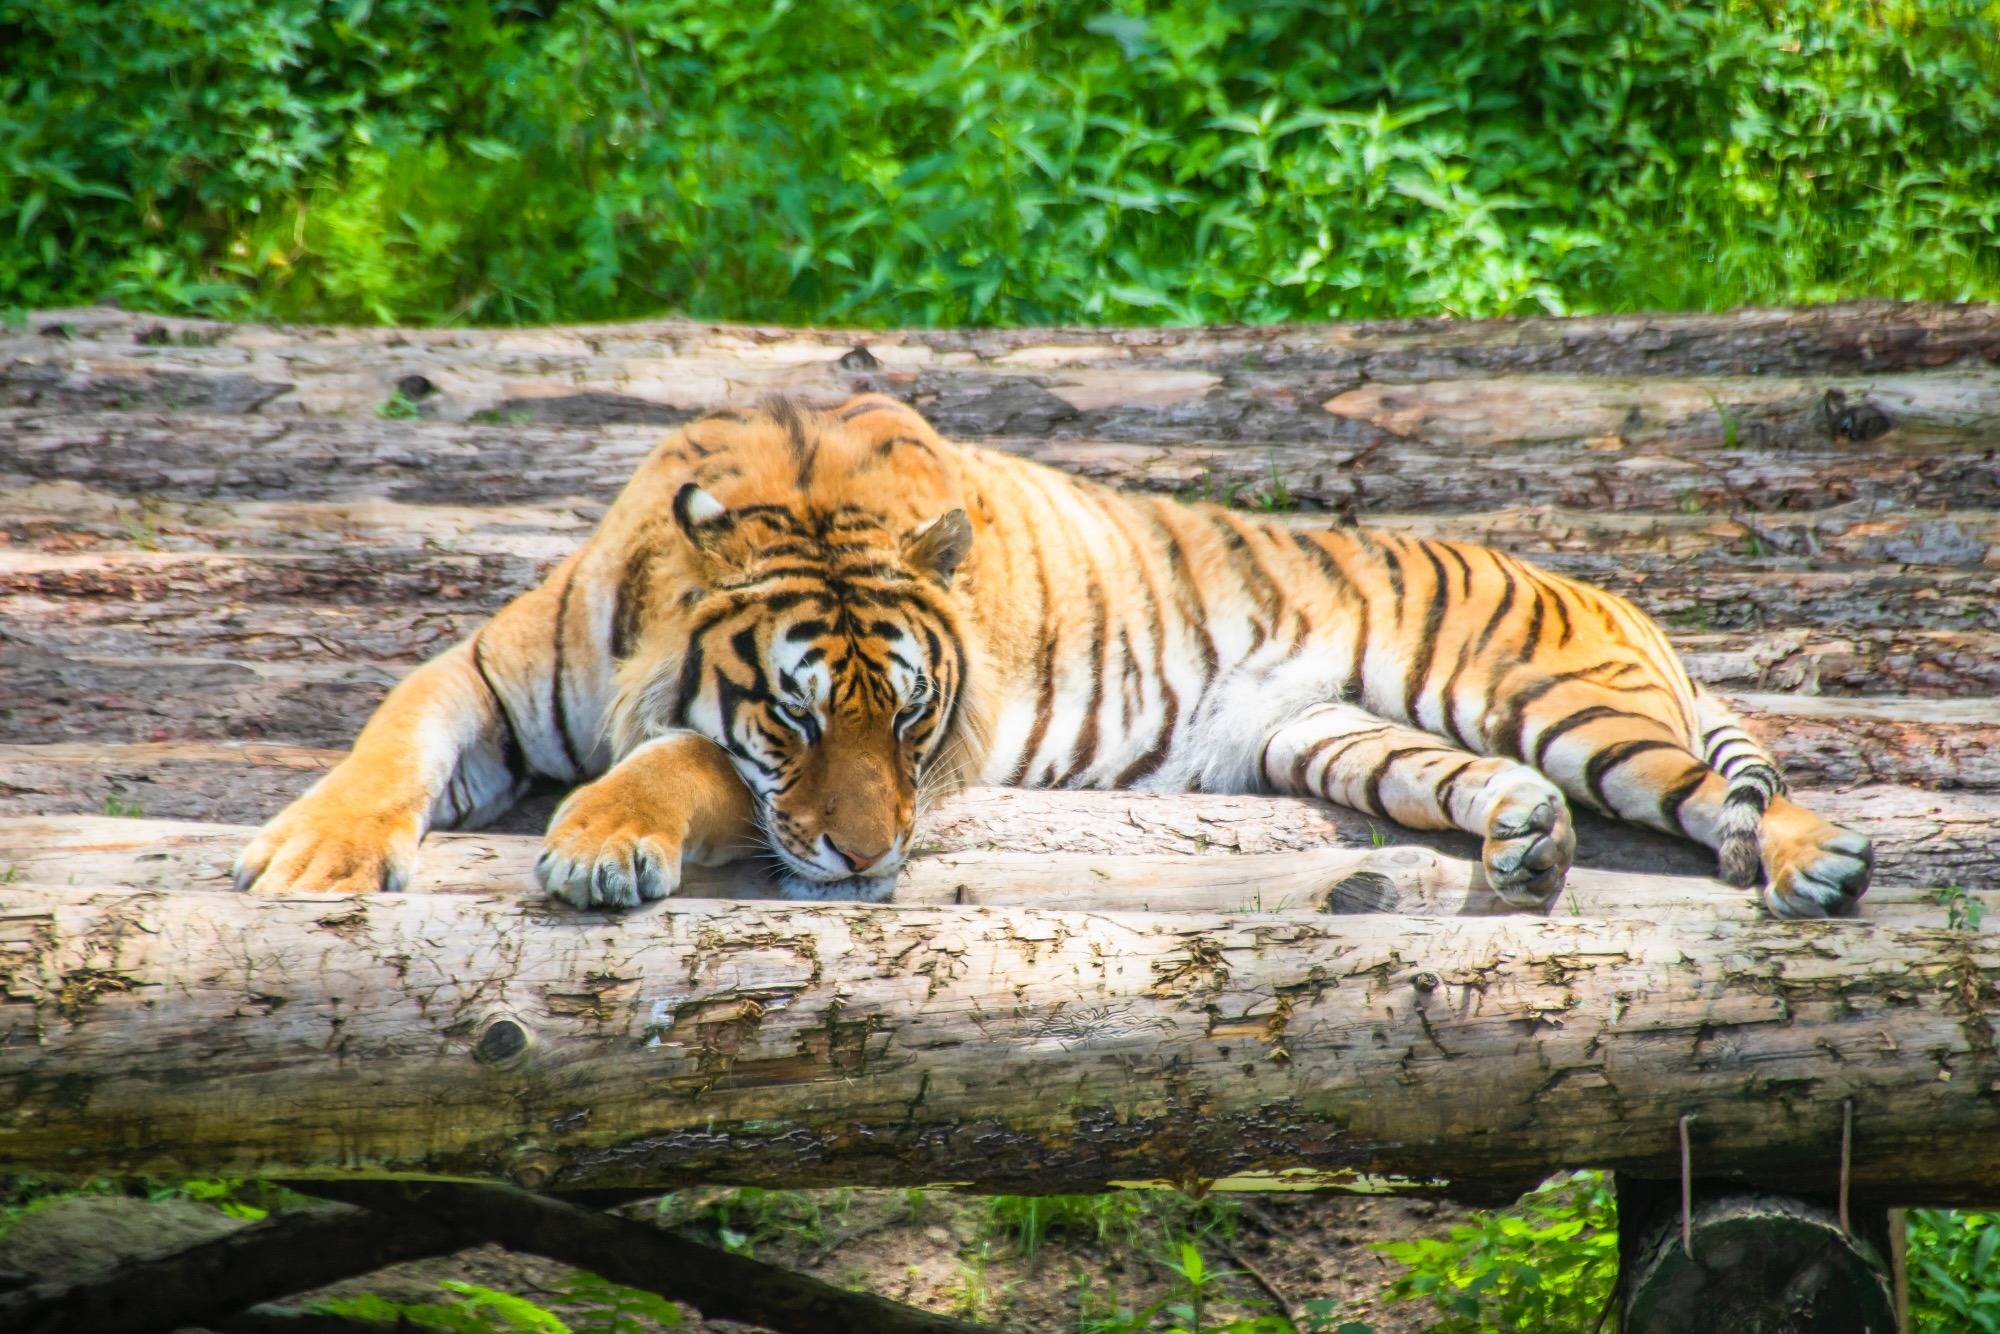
top-left (4, 815), bottom-right (1993, 927)
top-left (4, 882), bottom-right (2000, 1205)
top-left (7, 405), bottom-right (1998, 516)
top-left (20, 299), bottom-right (2000, 373)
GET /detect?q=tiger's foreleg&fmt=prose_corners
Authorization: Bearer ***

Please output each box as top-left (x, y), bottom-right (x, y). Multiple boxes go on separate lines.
top-left (1260, 701), bottom-right (1576, 904)
top-left (535, 730), bottom-right (761, 909)
top-left (236, 557), bottom-right (605, 896)
top-left (233, 638), bottom-right (533, 895)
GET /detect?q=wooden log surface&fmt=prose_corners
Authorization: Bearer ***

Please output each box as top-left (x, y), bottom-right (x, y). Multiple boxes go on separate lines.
top-left (6, 401), bottom-right (1999, 515)
top-left (4, 814), bottom-right (1995, 926)
top-left (4, 879), bottom-right (2000, 1206)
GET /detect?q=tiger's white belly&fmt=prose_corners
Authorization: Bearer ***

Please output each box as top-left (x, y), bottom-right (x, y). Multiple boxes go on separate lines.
top-left (977, 635), bottom-right (1344, 796)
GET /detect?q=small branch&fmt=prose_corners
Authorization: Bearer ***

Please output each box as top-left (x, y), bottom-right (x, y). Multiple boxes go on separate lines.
top-left (0, 1205), bottom-right (468, 1334)
top-left (1213, 1236), bottom-right (1306, 1328)
top-left (297, 1180), bottom-right (992, 1334)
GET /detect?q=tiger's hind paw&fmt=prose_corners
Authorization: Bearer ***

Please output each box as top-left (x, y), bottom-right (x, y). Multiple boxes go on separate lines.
top-left (1481, 780), bottom-right (1575, 908)
top-left (1758, 797), bottom-right (1871, 919)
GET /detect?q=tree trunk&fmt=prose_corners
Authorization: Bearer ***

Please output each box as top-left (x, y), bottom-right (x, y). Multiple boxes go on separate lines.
top-left (1616, 1179), bottom-right (1899, 1334)
top-left (3, 881), bottom-right (1999, 1205)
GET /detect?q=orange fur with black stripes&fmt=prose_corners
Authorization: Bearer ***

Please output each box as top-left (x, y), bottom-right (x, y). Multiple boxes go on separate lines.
top-left (239, 395), bottom-right (1870, 916)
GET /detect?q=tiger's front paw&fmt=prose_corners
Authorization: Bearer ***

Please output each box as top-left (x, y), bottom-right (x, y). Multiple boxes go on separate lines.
top-left (1481, 779), bottom-right (1575, 907)
top-left (234, 799), bottom-right (421, 896)
top-left (1760, 798), bottom-right (1872, 919)
top-left (537, 781), bottom-right (686, 910)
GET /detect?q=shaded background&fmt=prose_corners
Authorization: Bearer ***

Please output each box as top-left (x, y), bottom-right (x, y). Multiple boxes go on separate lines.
top-left (4, 0), bottom-right (1999, 327)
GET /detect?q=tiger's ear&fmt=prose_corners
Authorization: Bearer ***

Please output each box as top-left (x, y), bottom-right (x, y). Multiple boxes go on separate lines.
top-left (903, 508), bottom-right (973, 588)
top-left (672, 484), bottom-right (729, 549)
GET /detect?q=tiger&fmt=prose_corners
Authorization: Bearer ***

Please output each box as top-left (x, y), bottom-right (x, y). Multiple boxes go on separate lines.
top-left (236, 393), bottom-right (1872, 919)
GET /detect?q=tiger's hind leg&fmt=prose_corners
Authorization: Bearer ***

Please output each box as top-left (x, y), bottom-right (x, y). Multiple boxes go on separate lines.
top-left (1260, 701), bottom-right (1576, 905)
top-left (1692, 686), bottom-right (1873, 916)
top-left (1497, 675), bottom-right (1871, 917)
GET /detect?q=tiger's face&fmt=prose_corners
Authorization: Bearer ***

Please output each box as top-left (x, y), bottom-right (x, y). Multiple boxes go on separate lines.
top-left (659, 467), bottom-right (974, 900)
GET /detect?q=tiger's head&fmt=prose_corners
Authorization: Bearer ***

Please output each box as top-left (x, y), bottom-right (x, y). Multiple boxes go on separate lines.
top-left (615, 396), bottom-right (981, 900)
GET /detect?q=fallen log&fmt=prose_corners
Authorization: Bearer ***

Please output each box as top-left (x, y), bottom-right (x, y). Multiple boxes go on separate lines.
top-left (5, 816), bottom-right (1993, 928)
top-left (13, 636), bottom-right (1996, 756)
top-left (17, 300), bottom-right (2000, 392)
top-left (7, 405), bottom-right (1997, 515)
top-left (1671, 628), bottom-right (2000, 697)
top-left (6, 651), bottom-right (1987, 792)
top-left (3, 882), bottom-right (1998, 1206)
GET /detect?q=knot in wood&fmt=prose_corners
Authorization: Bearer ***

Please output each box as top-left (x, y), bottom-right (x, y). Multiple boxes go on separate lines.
top-left (509, 1152), bottom-right (560, 1192)
top-left (475, 1016), bottom-right (532, 1066)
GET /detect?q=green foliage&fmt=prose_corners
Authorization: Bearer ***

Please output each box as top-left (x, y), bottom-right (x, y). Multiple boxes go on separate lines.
top-left (1909, 1210), bottom-right (2000, 1332)
top-left (1934, 884), bottom-right (1986, 932)
top-left (148, 1177), bottom-right (283, 1221)
top-left (0, 1176), bottom-right (118, 1240)
top-left (376, 389), bottom-right (423, 420)
top-left (4, 1), bottom-right (1998, 327)
top-left (316, 1276), bottom-right (681, 1334)
top-left (987, 1191), bottom-right (1150, 1257)
top-left (1378, 1172), bottom-right (1617, 1333)
top-left (654, 1186), bottom-right (850, 1256)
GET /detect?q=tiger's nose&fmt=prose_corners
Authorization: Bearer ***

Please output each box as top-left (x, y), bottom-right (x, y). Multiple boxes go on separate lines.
top-left (826, 836), bottom-right (892, 874)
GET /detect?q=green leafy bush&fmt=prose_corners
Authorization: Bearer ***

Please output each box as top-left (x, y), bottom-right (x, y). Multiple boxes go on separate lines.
top-left (1378, 1172), bottom-right (1617, 1332)
top-left (1909, 1209), bottom-right (2000, 1333)
top-left (316, 1277), bottom-right (682, 1333)
top-left (3, 0), bottom-right (1997, 327)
